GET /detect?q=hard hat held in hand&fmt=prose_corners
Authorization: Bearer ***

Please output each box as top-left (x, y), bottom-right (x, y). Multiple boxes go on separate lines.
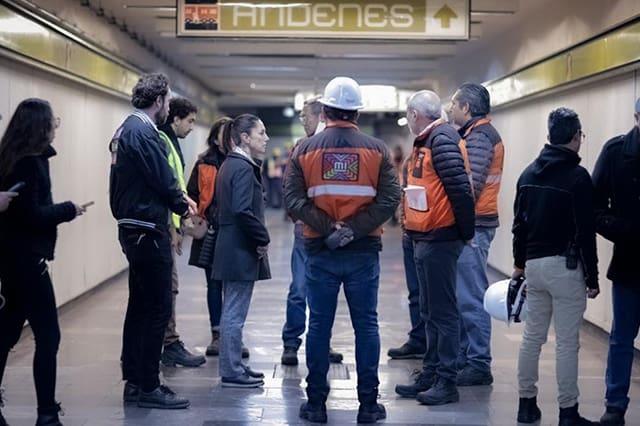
top-left (483, 277), bottom-right (528, 325)
top-left (319, 77), bottom-right (365, 111)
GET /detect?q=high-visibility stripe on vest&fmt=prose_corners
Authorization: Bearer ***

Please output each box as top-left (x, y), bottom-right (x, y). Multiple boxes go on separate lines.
top-left (403, 122), bottom-right (471, 234)
top-left (295, 121), bottom-right (384, 239)
top-left (159, 130), bottom-right (186, 229)
top-left (462, 118), bottom-right (504, 219)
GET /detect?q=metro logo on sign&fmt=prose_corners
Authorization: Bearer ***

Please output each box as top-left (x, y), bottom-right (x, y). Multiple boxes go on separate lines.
top-left (177, 0), bottom-right (469, 40)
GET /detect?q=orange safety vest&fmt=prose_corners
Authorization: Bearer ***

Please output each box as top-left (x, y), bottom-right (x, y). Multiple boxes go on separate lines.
top-left (403, 121), bottom-right (471, 234)
top-left (296, 121), bottom-right (384, 239)
top-left (462, 118), bottom-right (504, 218)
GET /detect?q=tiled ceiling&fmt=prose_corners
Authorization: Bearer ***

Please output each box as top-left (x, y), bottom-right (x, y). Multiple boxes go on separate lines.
top-left (89, 0), bottom-right (524, 108)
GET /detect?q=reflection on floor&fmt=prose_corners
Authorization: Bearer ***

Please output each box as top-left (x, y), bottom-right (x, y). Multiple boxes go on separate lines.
top-left (2, 212), bottom-right (639, 425)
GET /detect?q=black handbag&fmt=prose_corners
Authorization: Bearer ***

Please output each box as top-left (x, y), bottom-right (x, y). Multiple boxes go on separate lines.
top-left (195, 226), bottom-right (217, 268)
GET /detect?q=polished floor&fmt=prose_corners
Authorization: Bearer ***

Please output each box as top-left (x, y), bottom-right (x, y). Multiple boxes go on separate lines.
top-left (2, 212), bottom-right (639, 425)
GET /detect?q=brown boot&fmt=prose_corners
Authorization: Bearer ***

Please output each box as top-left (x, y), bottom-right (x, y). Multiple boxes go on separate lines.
top-left (206, 329), bottom-right (220, 356)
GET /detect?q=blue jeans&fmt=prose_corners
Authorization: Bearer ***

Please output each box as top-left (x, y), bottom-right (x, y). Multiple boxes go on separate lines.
top-left (305, 250), bottom-right (380, 404)
top-left (403, 233), bottom-right (426, 350)
top-left (456, 227), bottom-right (495, 372)
top-left (605, 283), bottom-right (640, 411)
top-left (414, 239), bottom-right (464, 383)
top-left (219, 280), bottom-right (255, 378)
top-left (205, 267), bottom-right (222, 330)
top-left (282, 226), bottom-right (307, 350)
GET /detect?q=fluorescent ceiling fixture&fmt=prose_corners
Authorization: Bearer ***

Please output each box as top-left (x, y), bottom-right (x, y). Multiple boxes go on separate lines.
top-left (283, 106), bottom-right (295, 118)
top-left (123, 5), bottom-right (176, 12)
top-left (223, 3), bottom-right (311, 8)
top-left (0, 16), bottom-right (48, 35)
top-left (203, 65), bottom-right (304, 72)
top-left (397, 117), bottom-right (408, 127)
top-left (470, 10), bottom-right (515, 16)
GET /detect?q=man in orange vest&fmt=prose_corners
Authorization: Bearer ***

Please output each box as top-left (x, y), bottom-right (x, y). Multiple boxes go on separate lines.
top-left (395, 90), bottom-right (475, 406)
top-left (448, 83), bottom-right (504, 386)
top-left (285, 77), bottom-right (401, 424)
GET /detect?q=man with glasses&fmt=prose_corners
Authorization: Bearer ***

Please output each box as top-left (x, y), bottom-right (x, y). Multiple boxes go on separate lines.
top-left (280, 96), bottom-right (343, 367)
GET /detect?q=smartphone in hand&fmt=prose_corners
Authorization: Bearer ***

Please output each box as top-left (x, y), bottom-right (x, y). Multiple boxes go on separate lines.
top-left (7, 182), bottom-right (26, 193)
top-left (81, 201), bottom-right (95, 209)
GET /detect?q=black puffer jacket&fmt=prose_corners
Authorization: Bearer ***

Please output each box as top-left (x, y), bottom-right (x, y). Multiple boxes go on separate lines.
top-left (0, 146), bottom-right (76, 260)
top-left (513, 144), bottom-right (598, 289)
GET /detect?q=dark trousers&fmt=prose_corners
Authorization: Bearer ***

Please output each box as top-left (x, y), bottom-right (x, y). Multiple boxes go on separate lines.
top-left (605, 283), bottom-right (640, 411)
top-left (119, 228), bottom-right (173, 392)
top-left (0, 254), bottom-right (60, 412)
top-left (414, 239), bottom-right (464, 383)
top-left (282, 227), bottom-right (307, 350)
top-left (305, 250), bottom-right (380, 404)
top-left (205, 267), bottom-right (223, 330)
top-left (402, 233), bottom-right (426, 350)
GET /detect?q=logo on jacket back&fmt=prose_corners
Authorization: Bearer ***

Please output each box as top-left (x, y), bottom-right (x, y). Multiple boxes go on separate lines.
top-left (322, 153), bottom-right (359, 181)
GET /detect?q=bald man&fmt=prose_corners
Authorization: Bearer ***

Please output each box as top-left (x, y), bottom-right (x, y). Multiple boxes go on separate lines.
top-left (395, 90), bottom-right (475, 406)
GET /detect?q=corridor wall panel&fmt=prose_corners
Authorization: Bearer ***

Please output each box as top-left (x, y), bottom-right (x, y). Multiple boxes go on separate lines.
top-left (0, 57), bottom-right (208, 307)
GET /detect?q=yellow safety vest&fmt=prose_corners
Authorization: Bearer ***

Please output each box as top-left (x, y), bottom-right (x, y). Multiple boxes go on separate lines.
top-left (159, 130), bottom-right (186, 229)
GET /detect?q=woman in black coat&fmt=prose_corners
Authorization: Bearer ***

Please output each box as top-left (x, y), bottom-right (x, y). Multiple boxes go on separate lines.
top-left (0, 99), bottom-right (84, 426)
top-left (213, 114), bottom-right (271, 388)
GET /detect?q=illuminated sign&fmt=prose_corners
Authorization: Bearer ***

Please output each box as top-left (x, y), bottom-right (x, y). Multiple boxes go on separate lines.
top-left (177, 0), bottom-right (469, 40)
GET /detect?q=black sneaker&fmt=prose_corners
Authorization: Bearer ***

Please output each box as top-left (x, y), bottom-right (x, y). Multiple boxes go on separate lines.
top-left (357, 403), bottom-right (386, 424)
top-left (456, 365), bottom-right (493, 386)
top-left (137, 385), bottom-right (190, 409)
top-left (35, 402), bottom-right (64, 426)
top-left (600, 406), bottom-right (625, 425)
top-left (206, 330), bottom-right (220, 357)
top-left (395, 371), bottom-right (435, 398)
top-left (242, 345), bottom-right (250, 359)
top-left (329, 348), bottom-right (343, 364)
top-left (243, 365), bottom-right (265, 379)
top-left (281, 347), bottom-right (298, 366)
top-left (299, 401), bottom-right (327, 423)
top-left (221, 373), bottom-right (264, 388)
top-left (517, 397), bottom-right (542, 424)
top-left (388, 342), bottom-right (426, 360)
top-left (123, 381), bottom-right (140, 403)
top-left (416, 379), bottom-right (459, 406)
top-left (161, 341), bottom-right (206, 367)
top-left (559, 404), bottom-right (599, 426)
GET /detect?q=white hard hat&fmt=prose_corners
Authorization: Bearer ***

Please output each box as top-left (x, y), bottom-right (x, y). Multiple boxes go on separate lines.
top-left (319, 77), bottom-right (364, 111)
top-left (483, 277), bottom-right (528, 325)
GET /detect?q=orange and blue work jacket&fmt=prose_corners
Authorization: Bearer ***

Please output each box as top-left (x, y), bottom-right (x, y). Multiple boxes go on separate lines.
top-left (403, 119), bottom-right (475, 242)
top-left (458, 116), bottom-right (504, 228)
top-left (284, 120), bottom-right (401, 252)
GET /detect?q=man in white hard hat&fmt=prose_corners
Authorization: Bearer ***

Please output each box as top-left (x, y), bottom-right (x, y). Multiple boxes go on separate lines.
top-left (285, 77), bottom-right (401, 424)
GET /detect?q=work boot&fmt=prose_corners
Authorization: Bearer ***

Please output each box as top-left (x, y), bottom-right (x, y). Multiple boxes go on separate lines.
top-left (517, 397), bottom-right (542, 423)
top-left (137, 385), bottom-right (190, 409)
top-left (281, 347), bottom-right (298, 366)
top-left (559, 404), bottom-right (599, 426)
top-left (243, 365), bottom-right (265, 379)
top-left (221, 373), bottom-right (264, 388)
top-left (416, 378), bottom-right (459, 406)
top-left (123, 381), bottom-right (140, 403)
top-left (161, 341), bottom-right (206, 367)
top-left (387, 342), bottom-right (426, 360)
top-left (357, 403), bottom-right (386, 424)
top-left (35, 402), bottom-right (64, 426)
top-left (242, 345), bottom-right (250, 359)
top-left (206, 330), bottom-right (220, 356)
top-left (329, 348), bottom-right (343, 364)
top-left (600, 406), bottom-right (625, 425)
top-left (395, 370), bottom-right (435, 398)
top-left (299, 401), bottom-right (327, 424)
top-left (456, 365), bottom-right (494, 386)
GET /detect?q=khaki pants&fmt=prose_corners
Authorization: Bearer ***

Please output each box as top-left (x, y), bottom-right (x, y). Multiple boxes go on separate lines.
top-left (518, 255), bottom-right (587, 408)
top-left (164, 236), bottom-right (180, 346)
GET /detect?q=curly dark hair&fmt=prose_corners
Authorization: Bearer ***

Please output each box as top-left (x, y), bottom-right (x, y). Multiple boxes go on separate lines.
top-left (131, 73), bottom-right (170, 109)
top-left (167, 97), bottom-right (198, 124)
